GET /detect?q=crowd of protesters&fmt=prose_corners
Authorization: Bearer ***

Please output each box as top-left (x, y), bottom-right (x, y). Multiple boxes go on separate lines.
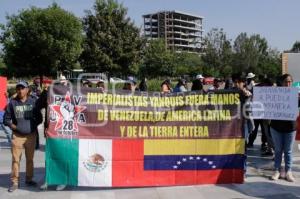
top-left (82, 72), bottom-right (299, 182)
top-left (1, 72), bottom-right (299, 193)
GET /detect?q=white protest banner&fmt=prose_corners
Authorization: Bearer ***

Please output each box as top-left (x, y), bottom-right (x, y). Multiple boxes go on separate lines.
top-left (252, 87), bottom-right (299, 121)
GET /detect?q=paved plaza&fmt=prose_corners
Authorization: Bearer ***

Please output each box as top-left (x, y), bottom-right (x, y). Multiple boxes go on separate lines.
top-left (1, 131), bottom-right (300, 199)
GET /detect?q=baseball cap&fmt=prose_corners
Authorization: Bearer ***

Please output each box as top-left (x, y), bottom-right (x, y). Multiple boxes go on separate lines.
top-left (16, 81), bottom-right (29, 88)
top-left (127, 76), bottom-right (137, 84)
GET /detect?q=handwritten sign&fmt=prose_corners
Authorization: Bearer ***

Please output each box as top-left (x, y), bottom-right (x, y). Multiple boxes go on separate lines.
top-left (252, 87), bottom-right (299, 121)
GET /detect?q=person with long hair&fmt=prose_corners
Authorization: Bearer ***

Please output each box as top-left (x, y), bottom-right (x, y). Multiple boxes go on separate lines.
top-left (270, 74), bottom-right (297, 182)
top-left (139, 77), bottom-right (148, 92)
top-left (161, 79), bottom-right (172, 94)
top-left (173, 79), bottom-right (187, 93)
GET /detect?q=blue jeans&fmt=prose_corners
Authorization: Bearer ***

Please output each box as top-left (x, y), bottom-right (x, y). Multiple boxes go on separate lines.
top-left (0, 124), bottom-right (12, 143)
top-left (244, 119), bottom-right (252, 174)
top-left (270, 127), bottom-right (296, 172)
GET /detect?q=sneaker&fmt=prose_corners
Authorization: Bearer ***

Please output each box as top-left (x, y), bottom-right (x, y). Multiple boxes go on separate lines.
top-left (56, 185), bottom-right (67, 191)
top-left (25, 180), bottom-right (37, 187)
top-left (8, 184), bottom-right (18, 192)
top-left (286, 171), bottom-right (295, 182)
top-left (40, 182), bottom-right (48, 191)
top-left (270, 171), bottom-right (280, 180)
top-left (261, 150), bottom-right (273, 156)
top-left (261, 144), bottom-right (267, 151)
top-left (280, 170), bottom-right (286, 179)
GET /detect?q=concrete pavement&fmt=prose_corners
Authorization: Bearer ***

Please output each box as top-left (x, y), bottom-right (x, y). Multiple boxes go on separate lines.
top-left (1, 131), bottom-right (300, 199)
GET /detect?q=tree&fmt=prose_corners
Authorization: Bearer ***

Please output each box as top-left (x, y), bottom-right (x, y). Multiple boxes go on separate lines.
top-left (257, 48), bottom-right (281, 78)
top-left (173, 52), bottom-right (203, 76)
top-left (0, 53), bottom-right (6, 75)
top-left (81, 0), bottom-right (143, 76)
top-left (232, 33), bottom-right (268, 74)
top-left (201, 28), bottom-right (233, 77)
top-left (140, 39), bottom-right (175, 78)
top-left (0, 3), bottom-right (83, 84)
top-left (291, 41), bottom-right (300, 52)
top-left (0, 51), bottom-right (5, 68)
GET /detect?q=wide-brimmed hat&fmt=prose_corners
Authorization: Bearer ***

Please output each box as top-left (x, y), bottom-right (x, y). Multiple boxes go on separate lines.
top-left (59, 75), bottom-right (67, 84)
top-left (246, 72), bottom-right (255, 79)
top-left (196, 74), bottom-right (204, 79)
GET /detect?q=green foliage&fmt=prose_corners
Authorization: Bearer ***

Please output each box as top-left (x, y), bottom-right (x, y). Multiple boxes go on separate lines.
top-left (0, 0), bottom-right (284, 81)
top-left (141, 40), bottom-right (203, 78)
top-left (1, 3), bottom-right (83, 77)
top-left (144, 79), bottom-right (162, 92)
top-left (81, 0), bottom-right (143, 76)
top-left (201, 29), bottom-right (281, 78)
top-left (140, 39), bottom-right (175, 78)
top-left (232, 33), bottom-right (268, 73)
top-left (291, 41), bottom-right (300, 52)
top-left (173, 52), bottom-right (203, 76)
top-left (144, 79), bottom-right (176, 92)
top-left (256, 48), bottom-right (281, 78)
top-left (0, 55), bottom-right (7, 75)
top-left (201, 28), bottom-right (232, 77)
top-left (0, 3), bottom-right (83, 78)
top-left (0, 55), bottom-right (5, 69)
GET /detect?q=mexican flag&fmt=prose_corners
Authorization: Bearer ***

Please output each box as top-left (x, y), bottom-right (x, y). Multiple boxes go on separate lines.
top-left (46, 138), bottom-right (245, 187)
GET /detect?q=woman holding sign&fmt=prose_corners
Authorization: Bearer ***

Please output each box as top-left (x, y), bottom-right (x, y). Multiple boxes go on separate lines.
top-left (270, 74), bottom-right (297, 182)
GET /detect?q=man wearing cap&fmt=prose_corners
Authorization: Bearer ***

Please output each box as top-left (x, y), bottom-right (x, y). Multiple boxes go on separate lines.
top-left (4, 81), bottom-right (42, 192)
top-left (191, 74), bottom-right (204, 91)
top-left (123, 76), bottom-right (137, 92)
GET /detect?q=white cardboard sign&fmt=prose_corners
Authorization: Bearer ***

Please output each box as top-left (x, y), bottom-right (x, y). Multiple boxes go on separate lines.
top-left (252, 87), bottom-right (299, 121)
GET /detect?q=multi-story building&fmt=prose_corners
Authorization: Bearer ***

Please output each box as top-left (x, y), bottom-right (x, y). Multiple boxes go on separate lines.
top-left (282, 52), bottom-right (300, 82)
top-left (143, 10), bottom-right (204, 53)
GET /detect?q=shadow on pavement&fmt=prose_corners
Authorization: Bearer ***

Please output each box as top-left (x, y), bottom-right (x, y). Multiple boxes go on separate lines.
top-left (0, 167), bottom-right (44, 193)
top-left (0, 141), bottom-right (11, 149)
top-left (219, 182), bottom-right (300, 199)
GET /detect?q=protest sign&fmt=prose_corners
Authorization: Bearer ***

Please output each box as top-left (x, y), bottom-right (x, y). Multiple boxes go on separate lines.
top-left (46, 86), bottom-right (245, 187)
top-left (252, 87), bottom-right (299, 121)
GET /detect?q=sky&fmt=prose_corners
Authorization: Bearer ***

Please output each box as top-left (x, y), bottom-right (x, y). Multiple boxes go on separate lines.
top-left (0, 0), bottom-right (299, 51)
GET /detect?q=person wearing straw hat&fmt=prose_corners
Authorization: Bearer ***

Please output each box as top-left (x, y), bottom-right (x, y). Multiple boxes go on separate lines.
top-left (246, 72), bottom-right (256, 92)
top-left (191, 74), bottom-right (204, 91)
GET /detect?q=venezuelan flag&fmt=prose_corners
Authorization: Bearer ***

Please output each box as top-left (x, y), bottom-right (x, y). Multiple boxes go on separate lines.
top-left (112, 138), bottom-right (245, 186)
top-left (144, 139), bottom-right (244, 171)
